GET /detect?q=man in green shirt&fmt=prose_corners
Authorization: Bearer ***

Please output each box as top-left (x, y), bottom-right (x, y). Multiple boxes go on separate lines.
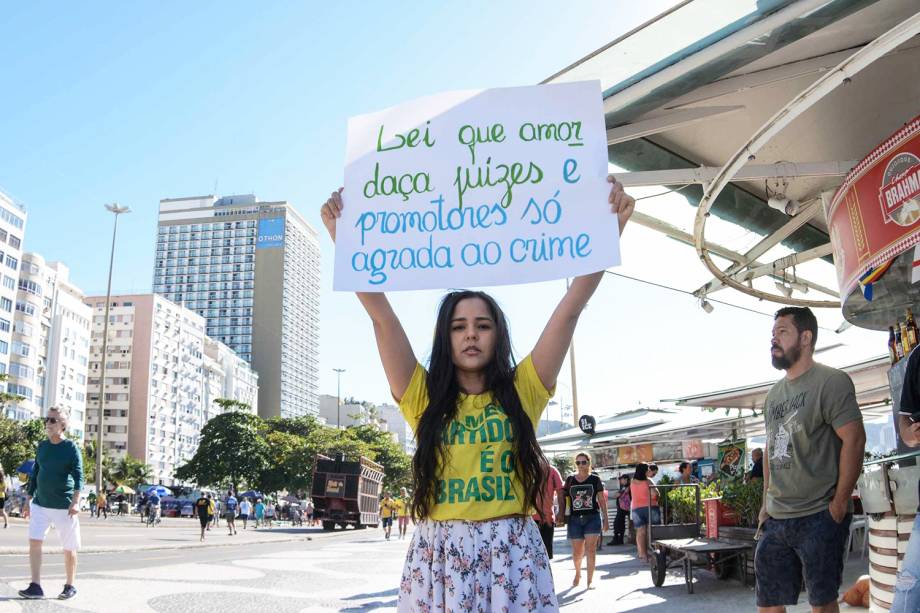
top-left (755, 308), bottom-right (866, 612)
top-left (18, 407), bottom-right (83, 600)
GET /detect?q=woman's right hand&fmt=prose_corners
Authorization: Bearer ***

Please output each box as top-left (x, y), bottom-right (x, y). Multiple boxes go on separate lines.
top-left (320, 187), bottom-right (344, 242)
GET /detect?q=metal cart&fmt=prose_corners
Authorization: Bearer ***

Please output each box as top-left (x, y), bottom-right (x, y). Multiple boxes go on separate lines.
top-left (647, 483), bottom-right (753, 593)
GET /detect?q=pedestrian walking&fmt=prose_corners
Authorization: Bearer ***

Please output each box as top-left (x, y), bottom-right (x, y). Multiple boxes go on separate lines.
top-left (320, 174), bottom-right (634, 612)
top-left (0, 464), bottom-right (9, 529)
top-left (379, 491), bottom-right (396, 540)
top-left (96, 490), bottom-right (107, 519)
top-left (755, 307), bottom-right (866, 612)
top-left (630, 462), bottom-right (654, 562)
top-left (264, 501), bottom-right (275, 528)
top-left (253, 498), bottom-right (265, 528)
top-left (647, 463), bottom-right (661, 525)
top-left (86, 490), bottom-right (96, 519)
top-left (224, 491), bottom-right (238, 535)
top-left (396, 488), bottom-right (411, 539)
top-left (677, 462), bottom-right (699, 485)
top-left (206, 493), bottom-right (215, 531)
top-left (212, 497), bottom-right (221, 528)
top-left (534, 462), bottom-right (563, 559)
top-left (608, 474), bottom-right (630, 546)
top-left (195, 492), bottom-right (211, 541)
top-left (239, 497), bottom-right (252, 530)
top-left (18, 407), bottom-right (83, 600)
top-left (559, 453), bottom-right (608, 589)
top-left (892, 341), bottom-right (920, 611)
top-left (305, 499), bottom-right (314, 527)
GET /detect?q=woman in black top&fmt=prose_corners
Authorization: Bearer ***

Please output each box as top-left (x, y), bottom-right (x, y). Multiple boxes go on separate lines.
top-left (557, 452), bottom-right (608, 589)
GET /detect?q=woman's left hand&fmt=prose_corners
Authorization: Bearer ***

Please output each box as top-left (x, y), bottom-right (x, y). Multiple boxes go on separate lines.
top-left (607, 174), bottom-right (635, 235)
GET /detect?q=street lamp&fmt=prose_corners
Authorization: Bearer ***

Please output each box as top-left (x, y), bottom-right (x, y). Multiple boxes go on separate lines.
top-left (96, 203), bottom-right (130, 495)
top-left (333, 368), bottom-right (345, 428)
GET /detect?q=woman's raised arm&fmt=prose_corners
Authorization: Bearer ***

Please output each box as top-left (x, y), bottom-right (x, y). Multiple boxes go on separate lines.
top-left (321, 189), bottom-right (417, 400)
top-left (530, 176), bottom-right (634, 389)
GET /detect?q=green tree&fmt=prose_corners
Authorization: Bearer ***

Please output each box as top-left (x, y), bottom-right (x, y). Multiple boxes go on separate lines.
top-left (82, 441), bottom-right (115, 487)
top-left (0, 415), bottom-right (42, 478)
top-left (551, 455), bottom-right (574, 478)
top-left (175, 411), bottom-right (269, 492)
top-left (213, 398), bottom-right (251, 413)
top-left (111, 455), bottom-right (153, 489)
top-left (348, 424), bottom-right (412, 492)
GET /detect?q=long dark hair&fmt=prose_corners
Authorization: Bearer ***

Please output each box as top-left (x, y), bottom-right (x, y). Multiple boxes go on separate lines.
top-left (633, 462), bottom-right (649, 481)
top-left (411, 290), bottom-right (547, 519)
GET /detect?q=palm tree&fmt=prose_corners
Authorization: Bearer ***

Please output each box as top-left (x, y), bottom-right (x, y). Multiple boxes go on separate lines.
top-left (111, 455), bottom-right (152, 489)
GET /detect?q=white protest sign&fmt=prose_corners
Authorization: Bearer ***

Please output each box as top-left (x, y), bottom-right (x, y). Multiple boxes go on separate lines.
top-left (334, 80), bottom-right (619, 291)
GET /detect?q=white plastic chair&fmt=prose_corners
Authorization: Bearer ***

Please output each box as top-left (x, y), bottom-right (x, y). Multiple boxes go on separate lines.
top-left (846, 514), bottom-right (868, 562)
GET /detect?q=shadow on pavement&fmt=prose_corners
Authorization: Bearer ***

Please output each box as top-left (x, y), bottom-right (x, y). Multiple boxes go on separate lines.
top-left (343, 588), bottom-right (399, 600)
top-left (341, 599), bottom-right (398, 612)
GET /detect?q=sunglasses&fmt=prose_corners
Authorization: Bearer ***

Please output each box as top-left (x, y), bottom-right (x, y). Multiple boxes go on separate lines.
top-left (575, 460), bottom-right (589, 466)
top-left (44, 417), bottom-right (59, 425)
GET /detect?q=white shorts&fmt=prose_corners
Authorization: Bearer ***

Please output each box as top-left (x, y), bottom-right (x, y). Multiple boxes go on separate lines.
top-left (29, 502), bottom-right (81, 551)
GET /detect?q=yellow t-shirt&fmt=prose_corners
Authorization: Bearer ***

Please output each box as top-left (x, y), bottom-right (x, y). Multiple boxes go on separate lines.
top-left (399, 354), bottom-right (553, 521)
top-left (395, 497), bottom-right (409, 516)
top-left (380, 499), bottom-right (396, 518)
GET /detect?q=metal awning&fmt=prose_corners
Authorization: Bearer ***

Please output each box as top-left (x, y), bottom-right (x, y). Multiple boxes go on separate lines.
top-left (546, 0), bottom-right (920, 308)
top-left (670, 354), bottom-right (893, 413)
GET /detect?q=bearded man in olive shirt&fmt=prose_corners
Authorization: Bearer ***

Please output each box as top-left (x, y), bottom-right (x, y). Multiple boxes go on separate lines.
top-left (18, 407), bottom-right (84, 600)
top-left (755, 308), bottom-right (865, 613)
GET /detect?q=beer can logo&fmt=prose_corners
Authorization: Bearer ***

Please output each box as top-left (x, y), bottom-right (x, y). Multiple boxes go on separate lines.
top-left (878, 152), bottom-right (920, 226)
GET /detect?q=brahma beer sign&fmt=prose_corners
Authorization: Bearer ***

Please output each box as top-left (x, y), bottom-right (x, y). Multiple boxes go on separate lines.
top-left (825, 115), bottom-right (920, 296)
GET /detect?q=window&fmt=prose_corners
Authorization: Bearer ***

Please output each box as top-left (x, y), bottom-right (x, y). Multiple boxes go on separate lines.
top-left (1, 275), bottom-right (13, 290)
top-left (5, 255), bottom-right (18, 270)
top-left (15, 302), bottom-right (34, 316)
top-left (7, 383), bottom-right (32, 400)
top-left (18, 279), bottom-right (41, 296)
top-left (9, 362), bottom-right (33, 380)
top-left (11, 341), bottom-right (30, 357)
top-left (0, 298), bottom-right (11, 312)
top-left (8, 235), bottom-right (20, 249)
top-left (0, 207), bottom-right (24, 229)
top-left (0, 318), bottom-right (8, 332)
top-left (13, 321), bottom-right (31, 336)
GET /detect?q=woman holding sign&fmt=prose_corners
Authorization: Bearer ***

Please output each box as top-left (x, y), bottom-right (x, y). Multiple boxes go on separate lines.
top-left (320, 175), bottom-right (633, 612)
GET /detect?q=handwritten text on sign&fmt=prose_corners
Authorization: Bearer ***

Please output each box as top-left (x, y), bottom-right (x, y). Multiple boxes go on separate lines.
top-left (334, 81), bottom-right (619, 291)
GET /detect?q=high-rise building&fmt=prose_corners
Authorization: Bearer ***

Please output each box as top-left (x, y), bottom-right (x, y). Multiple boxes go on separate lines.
top-left (83, 294), bottom-right (258, 485)
top-left (153, 194), bottom-right (320, 419)
top-left (0, 191), bottom-right (27, 390)
top-left (8, 255), bottom-right (91, 438)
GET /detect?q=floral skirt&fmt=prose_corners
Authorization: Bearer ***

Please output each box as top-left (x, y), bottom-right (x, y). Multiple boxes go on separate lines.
top-left (398, 516), bottom-right (558, 612)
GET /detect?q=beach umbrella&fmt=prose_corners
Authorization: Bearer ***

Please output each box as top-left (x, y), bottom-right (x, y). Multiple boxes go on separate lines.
top-left (113, 484), bottom-right (135, 494)
top-left (16, 459), bottom-right (35, 475)
top-left (146, 485), bottom-right (172, 497)
top-left (282, 494), bottom-right (300, 503)
top-left (239, 490), bottom-right (262, 499)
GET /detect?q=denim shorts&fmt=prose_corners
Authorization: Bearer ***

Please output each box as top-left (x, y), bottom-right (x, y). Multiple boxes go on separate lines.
top-left (892, 514), bottom-right (920, 612)
top-left (631, 507), bottom-right (650, 529)
top-left (566, 513), bottom-right (602, 540)
top-left (754, 509), bottom-right (851, 607)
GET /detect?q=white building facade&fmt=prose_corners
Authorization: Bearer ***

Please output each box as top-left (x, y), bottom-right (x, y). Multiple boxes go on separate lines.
top-left (84, 294), bottom-right (258, 485)
top-left (6, 254), bottom-right (91, 439)
top-left (0, 191), bottom-right (27, 414)
top-left (153, 195), bottom-right (320, 419)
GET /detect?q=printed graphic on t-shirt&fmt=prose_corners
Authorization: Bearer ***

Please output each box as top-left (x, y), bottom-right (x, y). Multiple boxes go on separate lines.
top-left (570, 484), bottom-right (596, 511)
top-left (767, 390), bottom-right (807, 470)
top-left (435, 403), bottom-right (517, 506)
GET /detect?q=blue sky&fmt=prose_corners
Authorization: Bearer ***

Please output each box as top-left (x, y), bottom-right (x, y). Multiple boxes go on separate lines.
top-left (0, 2), bottom-right (887, 420)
